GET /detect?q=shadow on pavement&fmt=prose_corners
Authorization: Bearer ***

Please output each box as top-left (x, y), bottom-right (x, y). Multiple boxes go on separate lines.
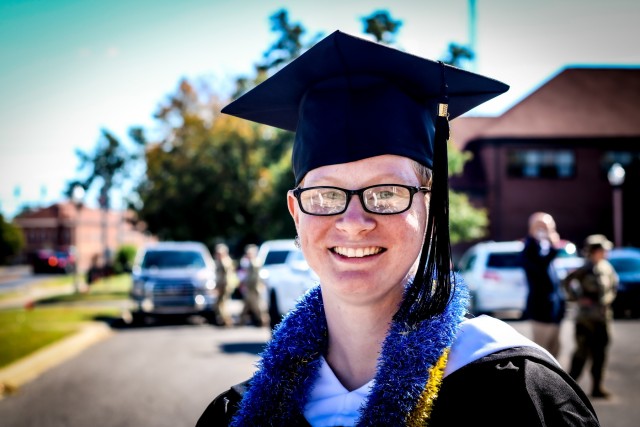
top-left (94, 313), bottom-right (213, 329)
top-left (220, 342), bottom-right (267, 355)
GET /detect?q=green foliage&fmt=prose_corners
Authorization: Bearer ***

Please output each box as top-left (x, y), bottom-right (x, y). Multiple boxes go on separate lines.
top-left (0, 214), bottom-right (25, 265)
top-left (447, 141), bottom-right (487, 243)
top-left (449, 191), bottom-right (488, 243)
top-left (113, 244), bottom-right (137, 274)
top-left (362, 10), bottom-right (403, 44)
top-left (442, 42), bottom-right (474, 68)
top-left (134, 79), bottom-right (296, 245)
top-left (233, 9), bottom-right (323, 100)
top-left (261, 9), bottom-right (305, 70)
top-left (67, 128), bottom-right (143, 210)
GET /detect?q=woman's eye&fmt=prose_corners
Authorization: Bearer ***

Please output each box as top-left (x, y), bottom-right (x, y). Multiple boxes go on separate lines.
top-left (376, 190), bottom-right (396, 200)
top-left (321, 190), bottom-right (343, 200)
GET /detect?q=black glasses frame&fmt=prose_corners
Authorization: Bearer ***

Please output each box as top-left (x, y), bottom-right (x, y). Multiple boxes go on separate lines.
top-left (292, 184), bottom-right (431, 216)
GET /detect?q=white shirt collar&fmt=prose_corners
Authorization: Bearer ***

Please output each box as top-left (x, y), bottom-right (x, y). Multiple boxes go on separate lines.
top-left (303, 356), bottom-right (373, 427)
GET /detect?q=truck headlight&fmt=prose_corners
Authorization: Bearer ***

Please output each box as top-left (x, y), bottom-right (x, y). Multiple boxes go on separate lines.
top-left (194, 278), bottom-right (215, 291)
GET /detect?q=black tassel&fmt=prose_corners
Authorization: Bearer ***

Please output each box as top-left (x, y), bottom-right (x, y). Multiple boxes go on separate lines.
top-left (396, 106), bottom-right (453, 325)
top-left (395, 61), bottom-right (454, 325)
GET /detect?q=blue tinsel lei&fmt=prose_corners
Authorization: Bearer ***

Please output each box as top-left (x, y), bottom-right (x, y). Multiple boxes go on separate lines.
top-left (231, 277), bottom-right (469, 426)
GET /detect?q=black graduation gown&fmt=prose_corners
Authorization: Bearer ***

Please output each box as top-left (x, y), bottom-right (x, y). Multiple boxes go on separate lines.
top-left (195, 347), bottom-right (599, 426)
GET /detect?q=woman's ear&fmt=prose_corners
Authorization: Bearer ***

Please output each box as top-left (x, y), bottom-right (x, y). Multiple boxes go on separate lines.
top-left (287, 190), bottom-right (300, 228)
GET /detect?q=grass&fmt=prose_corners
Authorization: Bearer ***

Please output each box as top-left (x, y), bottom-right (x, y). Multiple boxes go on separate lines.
top-left (0, 274), bottom-right (131, 369)
top-left (39, 274), bottom-right (131, 304)
top-left (0, 306), bottom-right (121, 369)
top-left (0, 275), bottom-right (74, 302)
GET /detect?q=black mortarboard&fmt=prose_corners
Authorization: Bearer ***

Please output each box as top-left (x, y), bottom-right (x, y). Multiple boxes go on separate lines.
top-left (222, 30), bottom-right (508, 184)
top-left (222, 30), bottom-right (509, 323)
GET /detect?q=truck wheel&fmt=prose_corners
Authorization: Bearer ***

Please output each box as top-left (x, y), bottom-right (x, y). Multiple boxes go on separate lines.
top-left (269, 290), bottom-right (282, 330)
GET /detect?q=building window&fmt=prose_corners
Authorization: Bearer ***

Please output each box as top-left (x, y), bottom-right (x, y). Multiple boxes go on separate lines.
top-left (507, 149), bottom-right (575, 179)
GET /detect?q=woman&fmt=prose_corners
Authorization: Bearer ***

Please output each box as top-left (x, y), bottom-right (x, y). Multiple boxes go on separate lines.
top-left (197, 31), bottom-right (599, 426)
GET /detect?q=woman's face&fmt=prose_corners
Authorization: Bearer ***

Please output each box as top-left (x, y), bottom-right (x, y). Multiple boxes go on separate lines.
top-left (287, 155), bottom-right (429, 307)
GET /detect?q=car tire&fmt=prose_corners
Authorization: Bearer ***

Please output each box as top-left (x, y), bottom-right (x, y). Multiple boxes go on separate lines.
top-left (130, 311), bottom-right (148, 326)
top-left (269, 289), bottom-right (283, 331)
top-left (203, 311), bottom-right (220, 326)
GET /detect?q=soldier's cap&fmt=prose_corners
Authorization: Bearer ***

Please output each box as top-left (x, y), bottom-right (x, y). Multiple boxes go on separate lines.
top-left (221, 30), bottom-right (509, 185)
top-left (583, 234), bottom-right (614, 252)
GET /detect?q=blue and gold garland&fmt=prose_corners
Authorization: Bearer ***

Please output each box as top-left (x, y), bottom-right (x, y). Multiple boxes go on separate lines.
top-left (231, 280), bottom-right (469, 426)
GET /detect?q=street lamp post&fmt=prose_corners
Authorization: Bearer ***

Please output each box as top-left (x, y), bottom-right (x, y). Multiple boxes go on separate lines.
top-left (607, 163), bottom-right (626, 248)
top-left (71, 185), bottom-right (86, 293)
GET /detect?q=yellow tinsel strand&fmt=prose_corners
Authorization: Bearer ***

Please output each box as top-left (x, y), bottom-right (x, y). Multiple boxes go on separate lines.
top-left (406, 348), bottom-right (450, 426)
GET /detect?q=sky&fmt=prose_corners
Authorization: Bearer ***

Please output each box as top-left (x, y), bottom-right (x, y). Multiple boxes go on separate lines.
top-left (1, 0), bottom-right (639, 219)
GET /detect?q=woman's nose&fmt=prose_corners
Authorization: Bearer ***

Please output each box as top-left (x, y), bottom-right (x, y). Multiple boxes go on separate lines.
top-left (335, 195), bottom-right (376, 234)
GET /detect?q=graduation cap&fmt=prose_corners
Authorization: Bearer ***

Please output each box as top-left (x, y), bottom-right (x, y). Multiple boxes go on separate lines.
top-left (222, 30), bottom-right (509, 322)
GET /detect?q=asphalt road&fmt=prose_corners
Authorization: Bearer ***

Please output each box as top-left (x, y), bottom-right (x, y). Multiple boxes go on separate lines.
top-left (0, 314), bottom-right (638, 426)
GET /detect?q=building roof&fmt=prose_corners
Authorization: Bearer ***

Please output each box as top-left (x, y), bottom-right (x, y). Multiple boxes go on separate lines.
top-left (480, 67), bottom-right (640, 138)
top-left (450, 117), bottom-right (496, 149)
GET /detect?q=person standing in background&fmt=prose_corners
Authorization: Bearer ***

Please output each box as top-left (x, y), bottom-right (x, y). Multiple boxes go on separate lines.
top-left (213, 243), bottom-right (237, 326)
top-left (521, 212), bottom-right (566, 358)
top-left (562, 234), bottom-right (618, 398)
top-left (238, 244), bottom-right (267, 327)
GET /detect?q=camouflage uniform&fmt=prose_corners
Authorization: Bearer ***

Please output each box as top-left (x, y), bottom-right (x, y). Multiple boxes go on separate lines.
top-left (214, 245), bottom-right (238, 326)
top-left (562, 254), bottom-right (618, 397)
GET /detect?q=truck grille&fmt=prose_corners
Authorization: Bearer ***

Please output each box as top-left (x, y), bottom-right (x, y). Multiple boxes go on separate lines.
top-left (152, 280), bottom-right (195, 303)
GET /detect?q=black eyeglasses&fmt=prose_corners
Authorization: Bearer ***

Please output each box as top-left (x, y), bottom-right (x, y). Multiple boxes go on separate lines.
top-left (292, 184), bottom-right (430, 216)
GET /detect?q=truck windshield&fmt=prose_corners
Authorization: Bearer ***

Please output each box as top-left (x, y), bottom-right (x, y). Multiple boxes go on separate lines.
top-left (141, 250), bottom-right (205, 269)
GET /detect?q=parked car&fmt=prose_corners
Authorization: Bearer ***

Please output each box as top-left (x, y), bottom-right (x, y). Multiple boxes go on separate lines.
top-left (129, 241), bottom-right (217, 323)
top-left (257, 239), bottom-right (319, 329)
top-left (608, 247), bottom-right (640, 318)
top-left (457, 240), bottom-right (582, 316)
top-left (31, 249), bottom-right (75, 274)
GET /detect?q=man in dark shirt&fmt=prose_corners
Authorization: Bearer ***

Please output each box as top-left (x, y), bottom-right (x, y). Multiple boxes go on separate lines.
top-left (522, 212), bottom-right (566, 358)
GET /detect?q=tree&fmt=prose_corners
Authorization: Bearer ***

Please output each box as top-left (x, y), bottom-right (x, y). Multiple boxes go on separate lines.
top-left (0, 214), bottom-right (25, 265)
top-left (260, 9), bottom-right (306, 71)
top-left (447, 143), bottom-right (488, 243)
top-left (113, 244), bottom-right (137, 274)
top-left (232, 9), bottom-right (323, 99)
top-left (442, 42), bottom-right (474, 68)
top-left (68, 129), bottom-right (143, 209)
top-left (133, 79), bottom-right (296, 248)
top-left (361, 10), bottom-right (403, 44)
top-left (68, 129), bottom-right (144, 264)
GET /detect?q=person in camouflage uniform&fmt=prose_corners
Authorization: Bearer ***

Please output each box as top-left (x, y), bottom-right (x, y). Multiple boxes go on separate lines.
top-left (213, 243), bottom-right (238, 326)
top-left (238, 244), bottom-right (267, 327)
top-left (562, 234), bottom-right (619, 398)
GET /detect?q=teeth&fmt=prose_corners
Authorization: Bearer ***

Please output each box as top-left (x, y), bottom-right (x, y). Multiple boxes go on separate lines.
top-left (333, 247), bottom-right (382, 258)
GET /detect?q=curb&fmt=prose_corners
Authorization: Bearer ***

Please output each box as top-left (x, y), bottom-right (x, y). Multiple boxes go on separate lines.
top-left (0, 321), bottom-right (113, 398)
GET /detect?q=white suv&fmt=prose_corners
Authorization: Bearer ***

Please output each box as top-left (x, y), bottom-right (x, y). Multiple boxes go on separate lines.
top-left (257, 239), bottom-right (319, 329)
top-left (457, 240), bottom-right (582, 316)
top-left (457, 241), bottom-right (528, 316)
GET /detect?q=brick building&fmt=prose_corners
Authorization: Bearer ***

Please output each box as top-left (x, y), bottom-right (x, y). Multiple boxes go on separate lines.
top-left (14, 202), bottom-right (156, 273)
top-left (450, 66), bottom-right (640, 256)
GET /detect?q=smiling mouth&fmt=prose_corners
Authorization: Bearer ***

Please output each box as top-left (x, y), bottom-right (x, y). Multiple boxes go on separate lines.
top-left (331, 246), bottom-right (385, 258)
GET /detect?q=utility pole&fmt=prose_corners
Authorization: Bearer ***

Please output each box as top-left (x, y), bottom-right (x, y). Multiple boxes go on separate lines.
top-left (469, 0), bottom-right (477, 72)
